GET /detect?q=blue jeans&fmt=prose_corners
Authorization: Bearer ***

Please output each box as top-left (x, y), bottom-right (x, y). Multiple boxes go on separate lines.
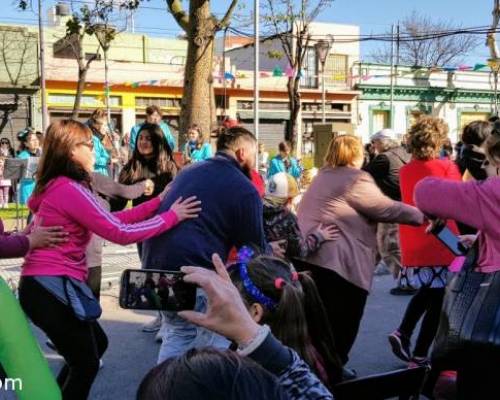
top-left (157, 290), bottom-right (230, 364)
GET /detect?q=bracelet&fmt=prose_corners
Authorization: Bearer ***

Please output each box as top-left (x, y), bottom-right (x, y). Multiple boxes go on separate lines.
top-left (237, 324), bottom-right (271, 357)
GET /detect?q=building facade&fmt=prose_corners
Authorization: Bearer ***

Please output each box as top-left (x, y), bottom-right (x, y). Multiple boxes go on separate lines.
top-left (354, 63), bottom-right (498, 143)
top-left (225, 22), bottom-right (361, 155)
top-left (0, 26), bottom-right (39, 143)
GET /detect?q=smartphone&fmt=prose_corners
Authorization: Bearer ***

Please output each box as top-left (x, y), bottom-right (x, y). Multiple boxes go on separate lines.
top-left (119, 269), bottom-right (196, 312)
top-left (431, 225), bottom-right (468, 256)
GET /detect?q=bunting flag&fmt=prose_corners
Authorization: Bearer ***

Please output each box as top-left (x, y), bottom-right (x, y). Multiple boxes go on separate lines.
top-left (285, 65), bottom-right (294, 78)
top-left (111, 61), bottom-right (493, 89)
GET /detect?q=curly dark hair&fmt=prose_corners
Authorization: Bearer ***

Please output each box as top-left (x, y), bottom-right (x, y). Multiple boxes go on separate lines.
top-left (407, 116), bottom-right (449, 160)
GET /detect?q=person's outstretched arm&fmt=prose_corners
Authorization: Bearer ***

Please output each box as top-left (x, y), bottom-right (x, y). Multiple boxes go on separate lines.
top-left (346, 172), bottom-right (424, 226)
top-left (54, 181), bottom-right (200, 246)
top-left (415, 177), bottom-right (489, 232)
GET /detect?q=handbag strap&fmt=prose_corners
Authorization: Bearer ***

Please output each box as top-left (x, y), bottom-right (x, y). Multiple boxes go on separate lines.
top-left (462, 240), bottom-right (479, 274)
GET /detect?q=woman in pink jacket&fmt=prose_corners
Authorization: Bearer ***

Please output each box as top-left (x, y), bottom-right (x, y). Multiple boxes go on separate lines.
top-left (18, 120), bottom-right (200, 400)
top-left (414, 130), bottom-right (500, 400)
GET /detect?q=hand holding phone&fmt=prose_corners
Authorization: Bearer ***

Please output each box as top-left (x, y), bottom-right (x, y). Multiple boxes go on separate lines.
top-left (178, 254), bottom-right (260, 345)
top-left (119, 269), bottom-right (196, 312)
top-left (429, 222), bottom-right (468, 256)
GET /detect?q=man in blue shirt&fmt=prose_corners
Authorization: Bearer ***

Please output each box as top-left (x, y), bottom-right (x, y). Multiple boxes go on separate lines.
top-left (129, 105), bottom-right (176, 152)
top-left (142, 126), bottom-right (269, 363)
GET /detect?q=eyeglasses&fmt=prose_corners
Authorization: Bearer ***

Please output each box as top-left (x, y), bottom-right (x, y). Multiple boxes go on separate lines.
top-left (78, 140), bottom-right (94, 150)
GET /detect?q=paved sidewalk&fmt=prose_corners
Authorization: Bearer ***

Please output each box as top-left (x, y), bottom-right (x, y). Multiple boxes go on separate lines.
top-left (0, 243), bottom-right (140, 291)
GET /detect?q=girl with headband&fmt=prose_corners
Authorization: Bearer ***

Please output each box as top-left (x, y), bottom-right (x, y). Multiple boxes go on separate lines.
top-left (229, 249), bottom-right (343, 388)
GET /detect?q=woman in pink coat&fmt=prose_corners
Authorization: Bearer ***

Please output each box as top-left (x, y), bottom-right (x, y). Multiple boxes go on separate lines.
top-left (18, 120), bottom-right (201, 400)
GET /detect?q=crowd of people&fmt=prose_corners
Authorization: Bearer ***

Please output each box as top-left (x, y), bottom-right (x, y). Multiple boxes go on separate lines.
top-left (0, 107), bottom-right (499, 400)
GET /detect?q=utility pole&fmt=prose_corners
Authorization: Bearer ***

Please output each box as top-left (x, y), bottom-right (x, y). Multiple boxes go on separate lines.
top-left (389, 24), bottom-right (395, 128)
top-left (487, 0), bottom-right (500, 115)
top-left (396, 23), bottom-right (400, 65)
top-left (37, 0), bottom-right (48, 131)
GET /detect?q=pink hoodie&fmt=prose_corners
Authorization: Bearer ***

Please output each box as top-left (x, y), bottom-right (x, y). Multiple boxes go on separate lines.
top-left (22, 176), bottom-right (179, 281)
top-left (415, 176), bottom-right (500, 273)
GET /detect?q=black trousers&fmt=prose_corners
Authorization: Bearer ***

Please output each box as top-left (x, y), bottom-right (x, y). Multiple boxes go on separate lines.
top-left (19, 277), bottom-right (108, 400)
top-left (309, 266), bottom-right (368, 365)
top-left (398, 287), bottom-right (445, 357)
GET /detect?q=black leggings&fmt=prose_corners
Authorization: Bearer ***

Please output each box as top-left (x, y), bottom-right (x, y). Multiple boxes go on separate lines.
top-left (398, 287), bottom-right (445, 358)
top-left (309, 266), bottom-right (368, 365)
top-left (19, 277), bottom-right (108, 400)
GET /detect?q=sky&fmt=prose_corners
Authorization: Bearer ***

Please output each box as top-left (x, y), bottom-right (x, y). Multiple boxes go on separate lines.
top-left (3, 0), bottom-right (495, 65)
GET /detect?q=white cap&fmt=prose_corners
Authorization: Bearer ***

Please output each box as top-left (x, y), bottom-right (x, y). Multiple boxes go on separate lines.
top-left (371, 128), bottom-right (396, 141)
top-left (266, 172), bottom-right (299, 199)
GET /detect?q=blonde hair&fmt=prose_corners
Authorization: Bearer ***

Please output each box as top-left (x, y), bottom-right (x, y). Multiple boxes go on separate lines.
top-left (324, 135), bottom-right (363, 168)
top-left (407, 116), bottom-right (449, 160)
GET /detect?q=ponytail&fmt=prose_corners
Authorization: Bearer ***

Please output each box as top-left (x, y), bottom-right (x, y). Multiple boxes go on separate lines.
top-left (271, 282), bottom-right (318, 375)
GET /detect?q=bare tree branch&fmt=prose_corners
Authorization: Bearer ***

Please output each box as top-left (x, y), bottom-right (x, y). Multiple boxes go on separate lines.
top-left (370, 11), bottom-right (480, 67)
top-left (166, 0), bottom-right (189, 32)
top-left (217, 0), bottom-right (239, 29)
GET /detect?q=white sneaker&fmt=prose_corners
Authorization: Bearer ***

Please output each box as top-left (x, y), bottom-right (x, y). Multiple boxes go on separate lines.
top-left (142, 314), bottom-right (162, 333)
top-left (99, 359), bottom-right (104, 369)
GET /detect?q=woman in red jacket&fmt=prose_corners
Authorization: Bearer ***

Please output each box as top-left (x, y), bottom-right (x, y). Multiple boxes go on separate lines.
top-left (388, 116), bottom-right (462, 367)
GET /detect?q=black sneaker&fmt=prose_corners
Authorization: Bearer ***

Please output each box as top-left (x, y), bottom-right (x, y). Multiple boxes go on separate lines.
top-left (388, 330), bottom-right (412, 362)
top-left (389, 286), bottom-right (417, 296)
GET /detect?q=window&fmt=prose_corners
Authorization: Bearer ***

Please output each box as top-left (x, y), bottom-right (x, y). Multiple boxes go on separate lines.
top-left (300, 47), bottom-right (318, 89)
top-left (459, 112), bottom-right (490, 132)
top-left (48, 94), bottom-right (120, 107)
top-left (236, 101), bottom-right (289, 110)
top-left (135, 97), bottom-right (181, 108)
top-left (372, 110), bottom-right (390, 133)
top-left (325, 54), bottom-right (348, 86)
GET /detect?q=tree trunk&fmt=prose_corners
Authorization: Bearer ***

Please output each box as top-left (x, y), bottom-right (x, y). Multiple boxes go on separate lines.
top-left (72, 65), bottom-right (88, 120)
top-left (179, 0), bottom-right (216, 146)
top-left (286, 76), bottom-right (301, 150)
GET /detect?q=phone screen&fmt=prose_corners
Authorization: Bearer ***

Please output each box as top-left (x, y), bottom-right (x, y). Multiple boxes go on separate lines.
top-left (435, 226), bottom-right (467, 256)
top-left (119, 269), bottom-right (196, 312)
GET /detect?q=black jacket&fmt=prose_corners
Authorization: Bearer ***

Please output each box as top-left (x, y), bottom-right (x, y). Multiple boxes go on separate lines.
top-left (363, 146), bottom-right (410, 201)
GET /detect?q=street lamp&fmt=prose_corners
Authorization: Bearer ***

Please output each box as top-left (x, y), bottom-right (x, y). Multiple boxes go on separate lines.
top-left (488, 57), bottom-right (500, 116)
top-left (95, 23), bottom-right (116, 129)
top-left (315, 36), bottom-right (333, 124)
